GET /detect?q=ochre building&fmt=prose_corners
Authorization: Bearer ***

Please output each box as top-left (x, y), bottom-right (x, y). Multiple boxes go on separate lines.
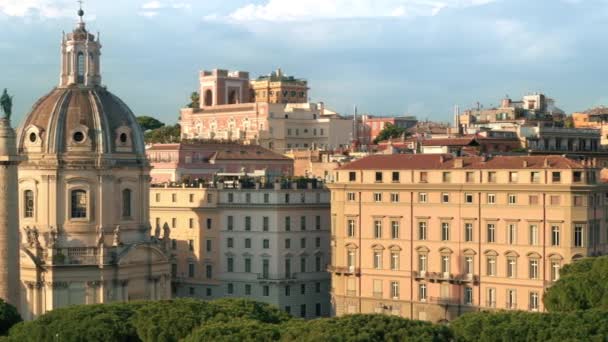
top-left (328, 154), bottom-right (606, 322)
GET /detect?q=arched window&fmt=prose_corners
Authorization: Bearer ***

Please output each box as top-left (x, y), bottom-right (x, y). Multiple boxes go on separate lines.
top-left (71, 189), bottom-right (87, 218)
top-left (122, 189), bottom-right (132, 218)
top-left (204, 89), bottom-right (213, 106)
top-left (77, 52), bottom-right (85, 83)
top-left (228, 90), bottom-right (239, 104)
top-left (24, 190), bottom-right (34, 218)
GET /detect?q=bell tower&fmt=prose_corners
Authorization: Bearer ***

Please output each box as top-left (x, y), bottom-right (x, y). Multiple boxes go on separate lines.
top-left (59, 3), bottom-right (102, 88)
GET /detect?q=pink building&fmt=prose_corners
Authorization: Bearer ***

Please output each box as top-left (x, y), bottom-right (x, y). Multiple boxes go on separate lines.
top-left (358, 115), bottom-right (418, 145)
top-left (146, 142), bottom-right (294, 183)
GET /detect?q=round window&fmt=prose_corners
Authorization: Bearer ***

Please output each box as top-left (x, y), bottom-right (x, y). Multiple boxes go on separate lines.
top-left (29, 132), bottom-right (37, 143)
top-left (73, 131), bottom-right (85, 143)
top-left (119, 133), bottom-right (128, 143)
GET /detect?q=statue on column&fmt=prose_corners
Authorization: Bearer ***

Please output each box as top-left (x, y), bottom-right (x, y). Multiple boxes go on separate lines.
top-left (154, 224), bottom-right (161, 241)
top-left (113, 225), bottom-right (122, 246)
top-left (0, 89), bottom-right (13, 120)
top-left (47, 226), bottom-right (58, 248)
top-left (162, 223), bottom-right (171, 250)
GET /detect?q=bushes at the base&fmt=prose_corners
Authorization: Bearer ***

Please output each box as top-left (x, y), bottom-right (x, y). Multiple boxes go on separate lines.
top-left (208, 298), bottom-right (292, 324)
top-left (0, 300), bottom-right (21, 336)
top-left (183, 319), bottom-right (282, 342)
top-left (451, 310), bottom-right (608, 342)
top-left (281, 314), bottom-right (452, 342)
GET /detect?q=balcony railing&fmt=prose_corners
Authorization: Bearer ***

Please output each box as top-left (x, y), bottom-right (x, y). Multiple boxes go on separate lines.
top-left (429, 297), bottom-right (460, 306)
top-left (505, 302), bottom-right (518, 310)
top-left (486, 301), bottom-right (496, 308)
top-left (256, 273), bottom-right (297, 282)
top-left (413, 271), bottom-right (479, 284)
top-left (327, 265), bottom-right (361, 276)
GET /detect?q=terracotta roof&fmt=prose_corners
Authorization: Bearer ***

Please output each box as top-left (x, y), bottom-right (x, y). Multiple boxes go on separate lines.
top-left (147, 142), bottom-right (291, 161)
top-left (337, 154), bottom-right (591, 170)
top-left (420, 138), bottom-right (477, 147)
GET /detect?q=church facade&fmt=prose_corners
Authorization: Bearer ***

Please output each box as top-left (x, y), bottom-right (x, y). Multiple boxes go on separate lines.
top-left (14, 9), bottom-right (171, 319)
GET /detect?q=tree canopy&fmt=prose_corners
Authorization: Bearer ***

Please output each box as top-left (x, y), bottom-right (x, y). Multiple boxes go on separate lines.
top-left (136, 116), bottom-right (165, 131)
top-left (543, 256), bottom-right (608, 311)
top-left (187, 92), bottom-right (200, 109)
top-left (0, 299), bottom-right (21, 336)
top-left (373, 123), bottom-right (409, 144)
top-left (144, 124), bottom-right (181, 144)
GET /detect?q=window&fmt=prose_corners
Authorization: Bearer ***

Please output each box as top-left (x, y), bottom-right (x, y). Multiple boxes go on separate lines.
top-left (390, 193), bottom-right (400, 203)
top-left (507, 257), bottom-right (517, 278)
top-left (347, 251), bottom-right (356, 269)
top-left (441, 255), bottom-right (450, 274)
top-left (349, 172), bottom-right (356, 182)
top-left (418, 222), bottom-right (427, 240)
top-left (466, 171), bottom-right (475, 183)
top-left (551, 261), bottom-right (560, 281)
top-left (373, 252), bottom-right (382, 269)
top-left (391, 220), bottom-right (400, 239)
top-left (464, 223), bottom-right (473, 242)
top-left (300, 304), bottom-right (306, 318)
top-left (418, 254), bottom-right (427, 273)
top-left (487, 171), bottom-right (496, 183)
top-left (552, 172), bottom-right (561, 183)
top-left (262, 260), bottom-right (269, 278)
top-left (315, 303), bottom-right (321, 317)
top-left (70, 190), bottom-right (87, 218)
top-left (436, 222), bottom-right (450, 242)
top-left (263, 193), bottom-right (269, 203)
top-left (300, 238), bottom-right (306, 248)
top-left (227, 257), bottom-right (234, 272)
top-left (529, 259), bottom-right (539, 279)
top-left (529, 195), bottom-right (539, 205)
top-left (347, 219), bottom-right (355, 237)
top-left (189, 218), bottom-right (194, 229)
top-left (284, 258), bottom-right (292, 277)
top-left (227, 238), bottom-right (234, 248)
top-left (442, 172), bottom-right (451, 183)
top-left (487, 193), bottom-right (496, 204)
top-left (315, 237), bottom-right (321, 248)
top-left (529, 225), bottom-right (538, 245)
top-left (245, 216), bottom-right (251, 231)
top-left (171, 218), bottom-right (176, 228)
top-left (155, 193), bottom-right (160, 202)
top-left (285, 194), bottom-right (290, 203)
top-left (245, 238), bottom-right (252, 248)
top-left (227, 216), bottom-right (234, 230)
top-left (465, 193), bottom-right (473, 204)
top-left (206, 265), bottom-right (212, 279)
top-left (347, 192), bottom-right (356, 201)
top-left (245, 284), bottom-right (251, 295)
top-left (551, 225), bottom-right (560, 246)
top-left (285, 216), bottom-right (291, 231)
top-left (206, 239), bottom-right (212, 252)
top-left (509, 171), bottom-right (518, 183)
top-left (374, 220), bottom-right (382, 238)
top-left (285, 238), bottom-right (291, 248)
top-left (263, 239), bottom-right (270, 249)
top-left (419, 172), bottom-right (428, 183)
top-left (508, 194), bottom-right (517, 205)
top-left (391, 281), bottom-right (400, 299)
top-left (245, 193), bottom-right (251, 203)
top-left (245, 258), bottom-right (251, 273)
top-left (373, 193), bottom-right (382, 202)
top-left (464, 256), bottom-right (473, 275)
top-left (507, 224), bottom-right (517, 245)
top-left (188, 239), bottom-right (194, 251)
top-left (418, 192), bottom-right (427, 203)
top-left (531, 171), bottom-right (540, 183)
top-left (529, 292), bottom-right (539, 311)
top-left (206, 218), bottom-right (212, 230)
top-left (24, 190), bottom-right (34, 218)
top-left (375, 172), bottom-right (383, 182)
top-left (574, 225), bottom-right (584, 247)
top-left (464, 287), bottom-right (473, 305)
top-left (573, 195), bottom-right (584, 206)
top-left (487, 224), bottom-right (496, 243)
top-left (315, 216), bottom-right (321, 230)
top-left (207, 193), bottom-right (213, 203)
top-left (390, 252), bottom-right (399, 270)
top-left (487, 256), bottom-right (496, 276)
top-left (300, 257), bottom-right (307, 272)
top-left (285, 284), bottom-right (291, 296)
top-left (507, 289), bottom-right (517, 309)
top-left (263, 285), bottom-right (269, 296)
top-left (171, 264), bottom-right (177, 277)
top-left (392, 171), bottom-right (400, 182)
top-left (172, 193), bottom-right (177, 202)
top-left (188, 263), bottom-right (195, 277)
top-left (189, 194), bottom-right (194, 202)
top-left (442, 193), bottom-right (450, 203)
top-left (487, 288), bottom-right (496, 307)
top-left (418, 284), bottom-right (427, 301)
top-left (300, 284), bottom-right (306, 295)
top-left (263, 217), bottom-right (269, 231)
top-left (315, 256), bottom-right (322, 271)
top-left (299, 216), bottom-right (306, 231)
top-left (573, 171), bottom-right (582, 182)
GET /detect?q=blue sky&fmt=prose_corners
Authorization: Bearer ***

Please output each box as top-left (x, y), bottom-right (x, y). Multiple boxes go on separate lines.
top-left (1, 0), bottom-right (607, 125)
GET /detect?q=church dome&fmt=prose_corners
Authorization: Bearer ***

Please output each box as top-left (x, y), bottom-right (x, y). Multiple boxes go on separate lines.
top-left (17, 85), bottom-right (145, 158)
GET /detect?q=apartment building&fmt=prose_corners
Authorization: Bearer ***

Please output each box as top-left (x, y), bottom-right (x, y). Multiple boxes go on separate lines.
top-left (328, 154), bottom-right (606, 322)
top-left (149, 180), bottom-right (331, 318)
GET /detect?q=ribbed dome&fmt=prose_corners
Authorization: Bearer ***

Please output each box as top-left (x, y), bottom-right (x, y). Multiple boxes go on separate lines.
top-left (17, 85), bottom-right (145, 159)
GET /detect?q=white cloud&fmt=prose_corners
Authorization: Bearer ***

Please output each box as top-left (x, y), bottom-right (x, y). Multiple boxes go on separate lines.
top-left (0, 0), bottom-right (71, 18)
top-left (139, 0), bottom-right (191, 18)
top-left (207, 0), bottom-right (496, 22)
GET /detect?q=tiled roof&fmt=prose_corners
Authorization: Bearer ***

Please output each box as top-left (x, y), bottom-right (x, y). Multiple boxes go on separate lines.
top-left (147, 142), bottom-right (291, 160)
top-left (337, 154), bottom-right (590, 170)
top-left (420, 138), bottom-right (477, 146)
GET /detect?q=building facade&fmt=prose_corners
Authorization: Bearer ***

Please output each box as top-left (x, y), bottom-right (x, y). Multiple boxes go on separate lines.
top-left (149, 180), bottom-right (332, 318)
top-left (15, 9), bottom-right (171, 319)
top-left (328, 154), bottom-right (605, 322)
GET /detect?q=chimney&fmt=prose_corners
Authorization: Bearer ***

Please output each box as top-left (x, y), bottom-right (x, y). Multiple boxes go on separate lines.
top-left (455, 159), bottom-right (464, 168)
top-left (523, 160), bottom-right (528, 168)
top-left (481, 155), bottom-right (487, 162)
top-left (543, 158), bottom-right (550, 168)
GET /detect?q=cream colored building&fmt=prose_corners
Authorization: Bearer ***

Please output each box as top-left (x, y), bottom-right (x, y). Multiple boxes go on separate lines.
top-left (328, 154), bottom-right (605, 322)
top-left (149, 180), bottom-right (331, 318)
top-left (15, 9), bottom-right (171, 319)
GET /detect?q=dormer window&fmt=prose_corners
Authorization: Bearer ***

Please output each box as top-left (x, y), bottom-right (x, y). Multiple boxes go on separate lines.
top-left (29, 132), bottom-right (37, 143)
top-left (119, 133), bottom-right (128, 144)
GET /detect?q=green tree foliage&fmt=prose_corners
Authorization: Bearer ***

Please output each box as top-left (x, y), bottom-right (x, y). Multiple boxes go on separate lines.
top-left (144, 124), bottom-right (181, 144)
top-left (209, 298), bottom-right (292, 324)
top-left (450, 310), bottom-right (608, 342)
top-left (544, 256), bottom-right (608, 311)
top-left (136, 116), bottom-right (165, 131)
top-left (184, 319), bottom-right (282, 342)
top-left (187, 92), bottom-right (200, 109)
top-left (281, 314), bottom-right (452, 342)
top-left (0, 299), bottom-right (21, 336)
top-left (373, 123), bottom-right (408, 144)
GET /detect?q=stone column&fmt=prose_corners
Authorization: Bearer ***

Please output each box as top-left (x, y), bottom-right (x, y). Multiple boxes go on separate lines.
top-left (0, 118), bottom-right (21, 310)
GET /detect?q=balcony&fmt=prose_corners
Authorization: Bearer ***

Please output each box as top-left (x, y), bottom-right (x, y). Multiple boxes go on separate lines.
top-left (327, 265), bottom-right (361, 276)
top-left (429, 297), bottom-right (460, 306)
top-left (413, 271), bottom-right (479, 284)
top-left (486, 301), bottom-right (496, 308)
top-left (256, 273), bottom-right (297, 283)
top-left (505, 302), bottom-right (518, 310)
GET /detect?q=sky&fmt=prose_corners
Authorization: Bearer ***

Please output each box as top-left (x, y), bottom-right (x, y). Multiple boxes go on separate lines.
top-left (1, 0), bottom-right (608, 125)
